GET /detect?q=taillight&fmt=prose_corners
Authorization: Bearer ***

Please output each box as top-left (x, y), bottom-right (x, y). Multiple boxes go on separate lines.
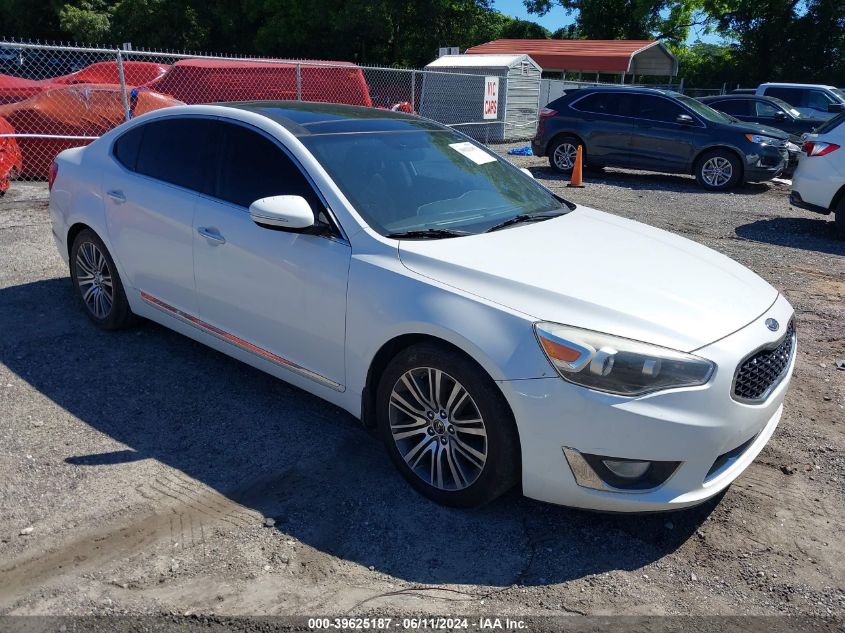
top-left (48, 160), bottom-right (58, 191)
top-left (802, 141), bottom-right (840, 156)
top-left (539, 107), bottom-right (558, 117)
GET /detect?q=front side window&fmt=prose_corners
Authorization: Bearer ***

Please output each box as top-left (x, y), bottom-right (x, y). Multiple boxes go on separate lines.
top-left (637, 96), bottom-right (686, 123)
top-left (134, 118), bottom-right (216, 191)
top-left (755, 100), bottom-right (781, 117)
top-left (301, 128), bottom-right (566, 235)
top-left (806, 90), bottom-right (834, 111)
top-left (214, 123), bottom-right (322, 211)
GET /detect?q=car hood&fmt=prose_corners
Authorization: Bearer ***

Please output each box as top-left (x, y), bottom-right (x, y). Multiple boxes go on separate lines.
top-left (722, 120), bottom-right (791, 139)
top-left (398, 207), bottom-right (778, 352)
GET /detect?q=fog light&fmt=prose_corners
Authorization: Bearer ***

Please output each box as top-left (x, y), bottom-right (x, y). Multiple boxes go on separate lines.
top-left (602, 459), bottom-right (651, 479)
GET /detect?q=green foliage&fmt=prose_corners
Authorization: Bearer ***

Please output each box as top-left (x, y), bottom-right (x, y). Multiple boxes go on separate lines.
top-left (499, 18), bottom-right (550, 39)
top-left (59, 0), bottom-right (113, 43)
top-left (0, 0), bottom-right (842, 88)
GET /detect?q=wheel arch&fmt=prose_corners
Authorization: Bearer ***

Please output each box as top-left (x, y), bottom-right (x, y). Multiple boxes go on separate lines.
top-left (360, 333), bottom-right (516, 431)
top-left (830, 182), bottom-right (845, 212)
top-left (548, 131), bottom-right (587, 155)
top-left (66, 222), bottom-right (94, 259)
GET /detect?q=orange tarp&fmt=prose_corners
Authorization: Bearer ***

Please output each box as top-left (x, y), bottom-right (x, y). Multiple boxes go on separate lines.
top-left (0, 116), bottom-right (23, 193)
top-left (0, 85), bottom-right (183, 178)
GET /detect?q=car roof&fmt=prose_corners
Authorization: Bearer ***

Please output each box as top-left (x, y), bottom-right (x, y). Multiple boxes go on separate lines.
top-left (759, 82), bottom-right (836, 89)
top-left (571, 86), bottom-right (682, 98)
top-left (700, 94), bottom-right (771, 101)
top-left (219, 101), bottom-right (444, 137)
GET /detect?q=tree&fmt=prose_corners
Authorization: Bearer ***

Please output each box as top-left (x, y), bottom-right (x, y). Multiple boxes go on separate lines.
top-left (59, 0), bottom-right (113, 43)
top-left (524, 0), bottom-right (708, 44)
top-left (499, 18), bottom-right (550, 39)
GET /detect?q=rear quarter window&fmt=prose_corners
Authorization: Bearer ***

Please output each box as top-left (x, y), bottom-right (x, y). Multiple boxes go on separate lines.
top-left (112, 125), bottom-right (144, 171)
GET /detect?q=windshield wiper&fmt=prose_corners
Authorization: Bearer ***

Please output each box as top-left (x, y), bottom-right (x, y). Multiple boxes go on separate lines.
top-left (485, 211), bottom-right (566, 233)
top-left (385, 228), bottom-right (472, 239)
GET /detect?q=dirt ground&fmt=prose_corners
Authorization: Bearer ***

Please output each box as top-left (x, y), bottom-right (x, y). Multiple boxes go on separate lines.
top-left (0, 149), bottom-right (843, 618)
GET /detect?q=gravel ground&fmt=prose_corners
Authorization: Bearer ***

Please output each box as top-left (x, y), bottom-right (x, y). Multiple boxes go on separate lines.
top-left (0, 147), bottom-right (843, 618)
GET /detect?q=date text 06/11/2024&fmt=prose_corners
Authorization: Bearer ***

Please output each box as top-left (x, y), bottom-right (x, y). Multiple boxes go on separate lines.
top-left (307, 617), bottom-right (528, 630)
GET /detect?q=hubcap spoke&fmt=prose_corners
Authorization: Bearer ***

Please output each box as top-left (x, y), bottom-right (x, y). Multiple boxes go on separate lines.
top-left (389, 367), bottom-right (487, 492)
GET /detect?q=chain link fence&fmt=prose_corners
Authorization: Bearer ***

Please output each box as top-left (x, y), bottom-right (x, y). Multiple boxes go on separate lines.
top-left (0, 41), bottom-right (535, 187)
top-left (0, 40), bottom-right (730, 191)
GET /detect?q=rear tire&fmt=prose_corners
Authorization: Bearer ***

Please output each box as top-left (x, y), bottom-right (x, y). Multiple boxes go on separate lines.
top-left (835, 197), bottom-right (845, 239)
top-left (70, 229), bottom-right (135, 330)
top-left (548, 136), bottom-right (580, 174)
top-left (376, 343), bottom-right (520, 508)
top-left (695, 149), bottom-right (742, 191)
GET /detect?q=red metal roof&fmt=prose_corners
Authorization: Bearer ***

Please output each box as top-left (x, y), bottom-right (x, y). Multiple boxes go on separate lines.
top-left (465, 39), bottom-right (661, 73)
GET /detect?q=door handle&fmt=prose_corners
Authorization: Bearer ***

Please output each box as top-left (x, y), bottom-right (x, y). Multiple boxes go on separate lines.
top-left (197, 226), bottom-right (226, 245)
top-left (106, 189), bottom-right (126, 204)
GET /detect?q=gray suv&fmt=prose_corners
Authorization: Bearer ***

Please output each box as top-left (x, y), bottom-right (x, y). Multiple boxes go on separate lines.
top-left (532, 87), bottom-right (790, 190)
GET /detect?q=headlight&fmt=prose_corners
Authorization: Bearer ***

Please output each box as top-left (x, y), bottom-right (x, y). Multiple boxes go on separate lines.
top-left (534, 322), bottom-right (715, 396)
top-left (745, 133), bottom-right (780, 145)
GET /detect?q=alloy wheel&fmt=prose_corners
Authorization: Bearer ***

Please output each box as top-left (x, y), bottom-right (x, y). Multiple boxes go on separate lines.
top-left (553, 142), bottom-right (578, 171)
top-left (75, 241), bottom-right (113, 319)
top-left (388, 367), bottom-right (488, 491)
top-left (701, 156), bottom-right (733, 188)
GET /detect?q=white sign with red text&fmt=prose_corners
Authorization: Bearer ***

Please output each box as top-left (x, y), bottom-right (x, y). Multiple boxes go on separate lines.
top-left (483, 76), bottom-right (499, 120)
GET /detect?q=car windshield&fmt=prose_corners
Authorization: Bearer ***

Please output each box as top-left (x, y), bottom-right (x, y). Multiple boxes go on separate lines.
top-left (831, 87), bottom-right (845, 101)
top-left (301, 129), bottom-right (569, 236)
top-left (675, 95), bottom-right (733, 123)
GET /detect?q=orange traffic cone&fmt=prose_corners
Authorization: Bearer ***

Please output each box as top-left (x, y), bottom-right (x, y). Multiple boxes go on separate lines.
top-left (567, 145), bottom-right (585, 188)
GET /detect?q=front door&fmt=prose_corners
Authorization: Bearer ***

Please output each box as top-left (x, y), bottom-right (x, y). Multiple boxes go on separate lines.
top-left (192, 121), bottom-right (351, 389)
top-left (630, 95), bottom-right (699, 172)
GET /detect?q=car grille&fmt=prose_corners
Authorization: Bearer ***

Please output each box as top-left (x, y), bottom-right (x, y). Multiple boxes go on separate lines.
top-left (732, 322), bottom-right (796, 403)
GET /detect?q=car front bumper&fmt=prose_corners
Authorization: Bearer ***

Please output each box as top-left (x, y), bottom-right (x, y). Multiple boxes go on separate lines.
top-left (499, 294), bottom-right (795, 512)
top-left (743, 145), bottom-right (789, 182)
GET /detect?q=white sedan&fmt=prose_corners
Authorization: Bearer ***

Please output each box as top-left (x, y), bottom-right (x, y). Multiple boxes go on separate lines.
top-left (49, 102), bottom-right (796, 512)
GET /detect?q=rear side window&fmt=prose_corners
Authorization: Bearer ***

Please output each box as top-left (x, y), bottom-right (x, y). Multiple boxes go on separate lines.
top-left (214, 123), bottom-right (322, 210)
top-left (134, 118), bottom-right (216, 192)
top-left (113, 125), bottom-right (144, 171)
top-left (763, 87), bottom-right (803, 106)
top-left (637, 96), bottom-right (686, 123)
top-left (709, 99), bottom-right (750, 116)
top-left (572, 92), bottom-right (635, 116)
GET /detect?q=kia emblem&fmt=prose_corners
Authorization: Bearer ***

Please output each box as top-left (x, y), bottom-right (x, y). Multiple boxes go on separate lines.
top-left (765, 318), bottom-right (779, 332)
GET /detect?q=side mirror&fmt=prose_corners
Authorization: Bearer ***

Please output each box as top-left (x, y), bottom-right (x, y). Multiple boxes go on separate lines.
top-left (774, 111), bottom-right (787, 120)
top-left (676, 114), bottom-right (695, 125)
top-left (249, 195), bottom-right (314, 230)
top-left (828, 103), bottom-right (845, 113)
top-left (520, 167), bottom-right (535, 179)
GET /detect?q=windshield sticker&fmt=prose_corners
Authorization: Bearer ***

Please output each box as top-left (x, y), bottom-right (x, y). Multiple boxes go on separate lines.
top-left (449, 142), bottom-right (497, 165)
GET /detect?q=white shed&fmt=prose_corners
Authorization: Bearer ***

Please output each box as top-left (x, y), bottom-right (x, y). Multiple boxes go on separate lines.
top-left (420, 54), bottom-right (542, 142)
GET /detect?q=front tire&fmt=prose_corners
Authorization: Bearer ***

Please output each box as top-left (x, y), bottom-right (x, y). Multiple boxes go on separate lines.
top-left (376, 343), bottom-right (520, 508)
top-left (70, 229), bottom-right (135, 329)
top-left (695, 149), bottom-right (742, 190)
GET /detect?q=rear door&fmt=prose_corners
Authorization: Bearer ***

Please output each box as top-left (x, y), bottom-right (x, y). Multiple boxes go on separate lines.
top-left (569, 91), bottom-right (637, 165)
top-left (192, 121), bottom-right (351, 389)
top-left (104, 117), bottom-right (217, 316)
top-left (629, 95), bottom-right (700, 172)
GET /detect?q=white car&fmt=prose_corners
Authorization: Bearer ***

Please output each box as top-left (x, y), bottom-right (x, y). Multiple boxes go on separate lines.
top-left (757, 83), bottom-right (845, 119)
top-left (49, 103), bottom-right (796, 512)
top-left (790, 112), bottom-right (845, 237)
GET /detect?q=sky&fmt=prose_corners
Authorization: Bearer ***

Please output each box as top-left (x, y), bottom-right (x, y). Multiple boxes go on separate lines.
top-left (491, 0), bottom-right (722, 43)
